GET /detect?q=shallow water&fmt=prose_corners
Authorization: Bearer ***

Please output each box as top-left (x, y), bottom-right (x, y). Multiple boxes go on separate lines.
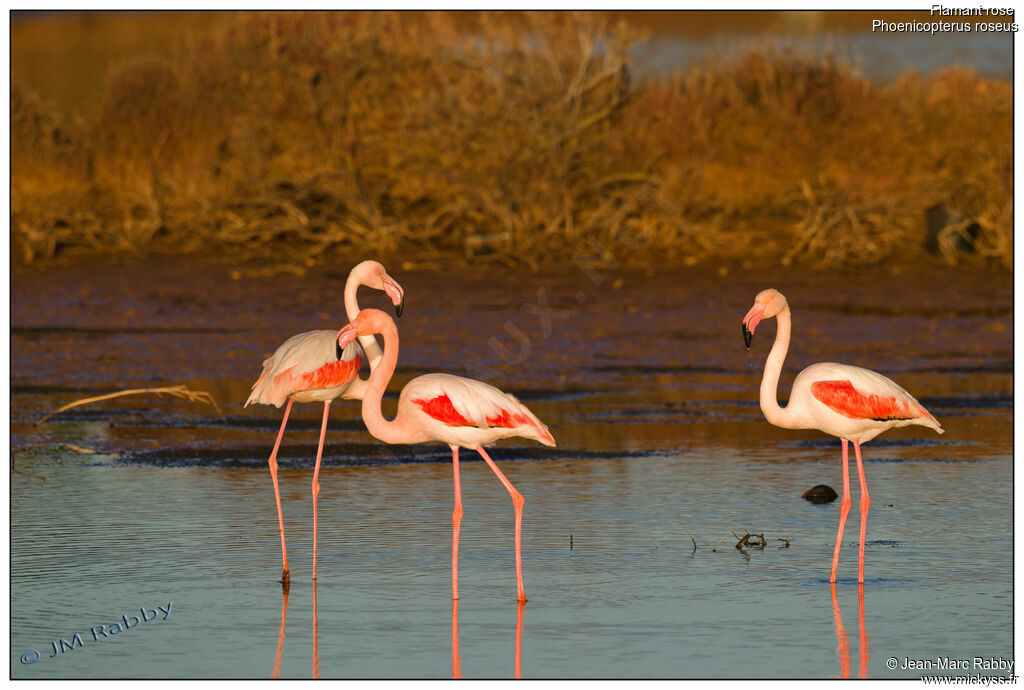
top-left (11, 260), bottom-right (1013, 678)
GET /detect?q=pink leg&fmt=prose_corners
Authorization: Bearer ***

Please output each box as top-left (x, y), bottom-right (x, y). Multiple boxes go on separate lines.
top-left (451, 446), bottom-right (463, 601)
top-left (475, 446), bottom-right (527, 602)
top-left (853, 440), bottom-right (870, 583)
top-left (830, 439), bottom-right (852, 583)
top-left (268, 399), bottom-right (293, 587)
top-left (312, 401), bottom-right (330, 582)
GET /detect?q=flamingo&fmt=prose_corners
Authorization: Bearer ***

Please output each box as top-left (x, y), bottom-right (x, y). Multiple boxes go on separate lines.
top-left (245, 260), bottom-right (405, 587)
top-left (742, 289), bottom-right (943, 583)
top-left (337, 308), bottom-right (555, 602)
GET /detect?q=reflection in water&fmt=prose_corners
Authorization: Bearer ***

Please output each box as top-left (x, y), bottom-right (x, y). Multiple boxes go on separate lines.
top-left (451, 601), bottom-right (526, 679)
top-left (269, 585), bottom-right (321, 679)
top-left (513, 600), bottom-right (525, 679)
top-left (858, 585), bottom-right (870, 679)
top-left (830, 583), bottom-right (850, 678)
top-left (313, 583), bottom-right (321, 679)
top-left (452, 600), bottom-right (462, 679)
top-left (272, 589), bottom-right (289, 679)
top-left (831, 584), bottom-right (870, 679)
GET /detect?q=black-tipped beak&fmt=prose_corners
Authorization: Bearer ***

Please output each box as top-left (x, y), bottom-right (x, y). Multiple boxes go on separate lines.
top-left (743, 322), bottom-right (752, 350)
top-left (395, 293), bottom-right (404, 318)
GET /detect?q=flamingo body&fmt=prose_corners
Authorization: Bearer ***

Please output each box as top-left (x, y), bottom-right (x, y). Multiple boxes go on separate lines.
top-left (743, 288), bottom-right (943, 583)
top-left (339, 309), bottom-right (555, 601)
top-left (400, 374), bottom-right (556, 448)
top-left (246, 330), bottom-right (365, 407)
top-left (787, 362), bottom-right (943, 443)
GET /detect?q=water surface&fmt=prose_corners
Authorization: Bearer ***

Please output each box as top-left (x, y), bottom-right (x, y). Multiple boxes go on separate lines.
top-left (11, 260), bottom-right (1012, 678)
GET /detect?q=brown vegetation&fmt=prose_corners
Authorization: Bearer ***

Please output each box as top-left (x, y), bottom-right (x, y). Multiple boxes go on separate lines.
top-left (12, 11), bottom-right (1012, 270)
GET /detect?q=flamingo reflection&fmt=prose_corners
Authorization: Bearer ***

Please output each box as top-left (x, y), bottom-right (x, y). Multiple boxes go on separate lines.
top-left (513, 600), bottom-right (524, 679)
top-left (269, 585), bottom-right (321, 679)
top-left (451, 600), bottom-right (526, 678)
top-left (271, 588), bottom-right (289, 679)
top-left (312, 582), bottom-right (321, 679)
top-left (451, 601), bottom-right (462, 679)
top-left (857, 584), bottom-right (870, 678)
top-left (830, 583), bottom-right (870, 678)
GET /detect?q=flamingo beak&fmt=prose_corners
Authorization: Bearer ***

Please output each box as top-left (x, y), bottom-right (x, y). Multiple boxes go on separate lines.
top-left (383, 277), bottom-right (405, 318)
top-left (742, 303), bottom-right (766, 350)
top-left (338, 320), bottom-right (359, 350)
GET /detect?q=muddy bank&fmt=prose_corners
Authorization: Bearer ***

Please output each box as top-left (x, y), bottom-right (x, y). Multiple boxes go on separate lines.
top-left (11, 257), bottom-right (1010, 470)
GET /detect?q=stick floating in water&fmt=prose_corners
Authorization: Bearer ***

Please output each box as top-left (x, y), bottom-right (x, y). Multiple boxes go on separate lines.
top-left (35, 385), bottom-right (220, 426)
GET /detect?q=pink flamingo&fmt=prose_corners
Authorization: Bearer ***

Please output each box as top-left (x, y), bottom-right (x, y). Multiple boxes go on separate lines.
top-left (742, 289), bottom-right (943, 583)
top-left (245, 261), bottom-right (405, 587)
top-left (338, 308), bottom-right (555, 602)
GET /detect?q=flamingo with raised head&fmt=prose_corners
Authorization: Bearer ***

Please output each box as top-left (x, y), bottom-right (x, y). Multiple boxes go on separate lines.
top-left (337, 308), bottom-right (555, 602)
top-left (742, 289), bottom-right (943, 583)
top-left (246, 260), bottom-right (405, 587)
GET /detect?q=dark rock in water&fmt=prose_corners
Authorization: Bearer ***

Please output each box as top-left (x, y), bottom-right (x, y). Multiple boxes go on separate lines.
top-left (802, 484), bottom-right (838, 504)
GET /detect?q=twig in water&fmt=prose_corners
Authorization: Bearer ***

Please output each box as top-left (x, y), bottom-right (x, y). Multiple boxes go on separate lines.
top-left (676, 518), bottom-right (698, 552)
top-left (63, 443), bottom-right (98, 454)
top-left (711, 531), bottom-right (735, 552)
top-left (570, 534), bottom-right (573, 550)
top-left (35, 385), bottom-right (221, 426)
top-left (777, 538), bottom-right (790, 548)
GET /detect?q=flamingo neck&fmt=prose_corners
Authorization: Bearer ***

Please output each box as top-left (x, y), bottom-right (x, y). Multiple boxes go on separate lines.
top-left (760, 306), bottom-right (803, 429)
top-left (344, 272), bottom-right (383, 371)
top-left (361, 319), bottom-right (415, 445)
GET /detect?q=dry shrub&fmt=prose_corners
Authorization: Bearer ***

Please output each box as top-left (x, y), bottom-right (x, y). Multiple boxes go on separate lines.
top-left (634, 48), bottom-right (1011, 268)
top-left (892, 68), bottom-right (1012, 269)
top-left (11, 13), bottom-right (1012, 270)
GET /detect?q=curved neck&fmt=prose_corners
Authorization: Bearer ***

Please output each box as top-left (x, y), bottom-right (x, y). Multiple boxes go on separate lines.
top-left (344, 273), bottom-right (383, 371)
top-left (760, 306), bottom-right (802, 429)
top-left (361, 319), bottom-right (415, 444)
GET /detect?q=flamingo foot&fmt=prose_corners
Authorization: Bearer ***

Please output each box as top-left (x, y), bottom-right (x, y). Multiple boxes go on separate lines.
top-left (280, 569), bottom-right (291, 593)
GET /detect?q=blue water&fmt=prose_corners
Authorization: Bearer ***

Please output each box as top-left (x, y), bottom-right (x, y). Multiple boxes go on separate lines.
top-left (10, 435), bottom-right (1012, 678)
top-left (11, 262), bottom-right (1013, 678)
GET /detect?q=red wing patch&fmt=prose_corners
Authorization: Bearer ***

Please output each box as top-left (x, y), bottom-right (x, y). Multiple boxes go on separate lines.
top-left (485, 408), bottom-right (534, 430)
top-left (414, 394), bottom-right (473, 427)
top-left (415, 393), bottom-right (542, 432)
top-left (811, 380), bottom-right (921, 422)
top-left (298, 355), bottom-right (363, 390)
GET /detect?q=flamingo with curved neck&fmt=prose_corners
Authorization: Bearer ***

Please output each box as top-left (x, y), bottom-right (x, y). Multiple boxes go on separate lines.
top-left (743, 288), bottom-right (943, 583)
top-left (338, 308), bottom-right (555, 602)
top-left (246, 260), bottom-right (405, 589)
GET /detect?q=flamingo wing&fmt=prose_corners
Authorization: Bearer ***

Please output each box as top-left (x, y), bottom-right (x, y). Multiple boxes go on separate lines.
top-left (246, 330), bottom-right (364, 407)
top-left (404, 373), bottom-right (555, 446)
top-left (810, 369), bottom-right (936, 424)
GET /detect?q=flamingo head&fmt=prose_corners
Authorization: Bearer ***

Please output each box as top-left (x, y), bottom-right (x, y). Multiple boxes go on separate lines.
top-left (338, 308), bottom-right (394, 350)
top-left (742, 289), bottom-right (788, 349)
top-left (353, 260), bottom-right (405, 317)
